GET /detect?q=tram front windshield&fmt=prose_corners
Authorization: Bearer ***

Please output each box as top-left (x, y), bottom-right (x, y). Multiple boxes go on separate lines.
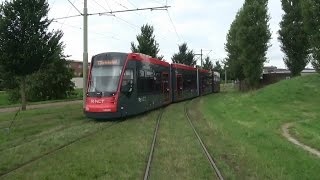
top-left (88, 66), bottom-right (122, 96)
top-left (88, 53), bottom-right (127, 97)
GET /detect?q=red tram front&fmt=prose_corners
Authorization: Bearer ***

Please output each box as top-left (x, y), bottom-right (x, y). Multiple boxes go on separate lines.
top-left (85, 52), bottom-right (171, 119)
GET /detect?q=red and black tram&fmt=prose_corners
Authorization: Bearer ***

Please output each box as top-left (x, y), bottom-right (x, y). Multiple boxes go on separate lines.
top-left (84, 52), bottom-right (220, 119)
top-left (198, 68), bottom-right (213, 96)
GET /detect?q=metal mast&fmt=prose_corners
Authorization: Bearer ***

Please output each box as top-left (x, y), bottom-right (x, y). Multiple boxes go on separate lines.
top-left (83, 0), bottom-right (88, 109)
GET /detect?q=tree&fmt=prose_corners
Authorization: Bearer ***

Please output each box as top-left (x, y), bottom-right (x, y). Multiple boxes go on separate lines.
top-left (279, 0), bottom-right (310, 76)
top-left (225, 0), bottom-right (271, 90)
top-left (237, 0), bottom-right (271, 88)
top-left (225, 8), bottom-right (245, 83)
top-left (171, 43), bottom-right (196, 66)
top-left (301, 0), bottom-right (320, 72)
top-left (203, 57), bottom-right (213, 70)
top-left (131, 24), bottom-right (164, 60)
top-left (213, 61), bottom-right (222, 73)
top-left (0, 0), bottom-right (68, 110)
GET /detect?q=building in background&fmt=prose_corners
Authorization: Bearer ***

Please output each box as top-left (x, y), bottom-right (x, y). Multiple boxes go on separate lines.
top-left (67, 60), bottom-right (91, 89)
top-left (261, 66), bottom-right (317, 85)
top-left (67, 60), bottom-right (90, 77)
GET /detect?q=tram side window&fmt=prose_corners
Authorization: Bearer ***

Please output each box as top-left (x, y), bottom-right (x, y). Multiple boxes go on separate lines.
top-left (183, 73), bottom-right (196, 90)
top-left (138, 69), bottom-right (156, 94)
top-left (154, 72), bottom-right (161, 93)
top-left (122, 69), bottom-right (134, 87)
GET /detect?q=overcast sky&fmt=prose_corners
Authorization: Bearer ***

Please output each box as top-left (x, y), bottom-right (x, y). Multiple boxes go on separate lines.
top-left (44, 0), bottom-right (308, 68)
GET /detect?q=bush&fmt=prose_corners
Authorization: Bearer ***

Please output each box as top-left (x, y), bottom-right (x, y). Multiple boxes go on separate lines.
top-left (5, 59), bottom-right (75, 103)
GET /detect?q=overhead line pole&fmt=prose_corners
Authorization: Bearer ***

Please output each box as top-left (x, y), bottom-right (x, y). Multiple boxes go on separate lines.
top-left (195, 49), bottom-right (203, 68)
top-left (83, 0), bottom-right (88, 109)
top-left (201, 49), bottom-right (203, 67)
top-left (195, 49), bottom-right (212, 68)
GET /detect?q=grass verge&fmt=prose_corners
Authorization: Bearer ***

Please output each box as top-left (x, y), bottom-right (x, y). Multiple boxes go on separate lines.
top-left (188, 74), bottom-right (320, 179)
top-left (1, 103), bottom-right (159, 179)
top-left (290, 120), bottom-right (320, 151)
top-left (0, 88), bottom-right (83, 109)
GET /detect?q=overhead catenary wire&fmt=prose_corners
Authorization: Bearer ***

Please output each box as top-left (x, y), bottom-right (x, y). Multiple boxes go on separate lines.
top-left (53, 6), bottom-right (170, 20)
top-left (103, 0), bottom-right (112, 11)
top-left (67, 0), bottom-right (82, 15)
top-left (92, 0), bottom-right (109, 12)
top-left (110, 0), bottom-right (128, 10)
top-left (60, 0), bottom-right (78, 29)
top-left (52, 20), bottom-right (120, 40)
top-left (90, 0), bottom-right (139, 30)
top-left (166, 10), bottom-right (181, 42)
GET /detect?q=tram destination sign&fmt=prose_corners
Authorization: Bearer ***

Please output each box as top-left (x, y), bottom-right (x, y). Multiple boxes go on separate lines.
top-left (96, 59), bottom-right (120, 66)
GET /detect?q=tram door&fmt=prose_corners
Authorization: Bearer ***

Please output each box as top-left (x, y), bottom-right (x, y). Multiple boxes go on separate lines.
top-left (176, 74), bottom-right (183, 99)
top-left (162, 72), bottom-right (170, 103)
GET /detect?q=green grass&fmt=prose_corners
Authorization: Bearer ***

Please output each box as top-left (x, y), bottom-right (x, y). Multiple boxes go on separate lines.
top-left (0, 91), bottom-right (10, 107)
top-left (150, 103), bottom-right (216, 180)
top-left (188, 74), bottom-right (320, 179)
top-left (0, 88), bottom-right (83, 109)
top-left (290, 120), bottom-right (320, 151)
top-left (0, 103), bottom-right (159, 179)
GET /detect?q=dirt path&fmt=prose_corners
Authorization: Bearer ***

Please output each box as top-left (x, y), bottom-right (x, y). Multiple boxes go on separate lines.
top-left (282, 123), bottom-right (320, 158)
top-left (0, 100), bottom-right (82, 113)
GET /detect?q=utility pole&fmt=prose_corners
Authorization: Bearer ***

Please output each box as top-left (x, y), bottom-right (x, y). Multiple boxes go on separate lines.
top-left (225, 68), bottom-right (227, 85)
top-left (195, 49), bottom-right (203, 67)
top-left (200, 49), bottom-right (203, 67)
top-left (83, 0), bottom-right (88, 109)
top-left (195, 49), bottom-right (212, 68)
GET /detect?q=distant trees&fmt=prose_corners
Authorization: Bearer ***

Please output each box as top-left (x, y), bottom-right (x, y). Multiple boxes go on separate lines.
top-left (213, 61), bottom-right (223, 75)
top-left (203, 57), bottom-right (213, 70)
top-left (225, 0), bottom-right (271, 90)
top-left (301, 0), bottom-right (320, 72)
top-left (131, 24), bottom-right (164, 60)
top-left (278, 0), bottom-right (310, 76)
top-left (0, 0), bottom-right (74, 109)
top-left (171, 43), bottom-right (196, 66)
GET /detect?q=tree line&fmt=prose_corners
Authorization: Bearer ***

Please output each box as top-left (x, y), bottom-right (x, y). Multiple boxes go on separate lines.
top-left (225, 0), bottom-right (320, 90)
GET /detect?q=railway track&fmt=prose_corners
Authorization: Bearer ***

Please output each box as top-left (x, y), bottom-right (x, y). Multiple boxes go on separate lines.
top-left (0, 120), bottom-right (123, 177)
top-left (0, 120), bottom-right (90, 152)
top-left (184, 101), bottom-right (224, 180)
top-left (143, 109), bottom-right (164, 180)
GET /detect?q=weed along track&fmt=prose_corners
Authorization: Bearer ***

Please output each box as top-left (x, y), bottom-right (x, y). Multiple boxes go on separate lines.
top-left (144, 109), bottom-right (164, 180)
top-left (184, 102), bottom-right (224, 180)
top-left (0, 120), bottom-right (122, 177)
